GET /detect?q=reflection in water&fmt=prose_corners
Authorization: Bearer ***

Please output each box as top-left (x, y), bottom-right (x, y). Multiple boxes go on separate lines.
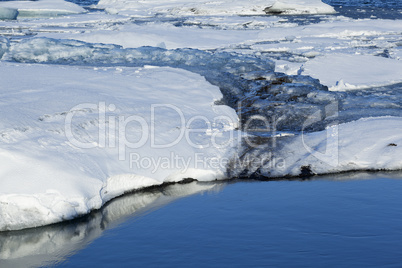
top-left (1, 172), bottom-right (401, 267)
top-left (0, 181), bottom-right (224, 268)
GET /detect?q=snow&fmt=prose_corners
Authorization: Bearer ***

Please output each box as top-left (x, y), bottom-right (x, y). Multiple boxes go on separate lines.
top-left (303, 54), bottom-right (402, 90)
top-left (59, 23), bottom-right (261, 50)
top-left (0, 181), bottom-right (220, 267)
top-left (237, 117), bottom-right (402, 178)
top-left (0, 62), bottom-right (238, 231)
top-left (96, 0), bottom-right (335, 16)
top-left (0, 0), bottom-right (401, 232)
top-left (265, 0), bottom-right (336, 15)
top-left (0, 0), bottom-right (85, 18)
top-left (0, 7), bottom-right (18, 20)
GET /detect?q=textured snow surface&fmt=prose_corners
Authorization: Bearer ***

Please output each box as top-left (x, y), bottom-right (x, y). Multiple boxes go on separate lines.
top-left (96, 0), bottom-right (335, 16)
top-left (303, 54), bottom-right (402, 90)
top-left (265, 0), bottom-right (336, 14)
top-left (234, 117), bottom-right (402, 178)
top-left (0, 62), bottom-right (238, 231)
top-left (0, 0), bottom-right (85, 18)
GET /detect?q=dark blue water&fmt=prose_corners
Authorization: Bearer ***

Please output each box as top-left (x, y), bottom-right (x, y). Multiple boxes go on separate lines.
top-left (66, 0), bottom-right (100, 6)
top-left (2, 173), bottom-right (402, 267)
top-left (323, 0), bottom-right (402, 19)
top-left (53, 174), bottom-right (402, 267)
top-left (323, 0), bottom-right (402, 8)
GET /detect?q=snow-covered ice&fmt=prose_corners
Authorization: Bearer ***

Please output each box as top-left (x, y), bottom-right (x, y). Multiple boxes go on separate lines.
top-left (303, 54), bottom-right (402, 90)
top-left (0, 7), bottom-right (18, 20)
top-left (265, 0), bottom-right (336, 15)
top-left (234, 117), bottom-right (402, 178)
top-left (96, 0), bottom-right (335, 16)
top-left (0, 181), bottom-right (221, 267)
top-left (0, 0), bottom-right (85, 18)
top-left (0, 62), bottom-right (238, 231)
top-left (0, 0), bottom-right (401, 231)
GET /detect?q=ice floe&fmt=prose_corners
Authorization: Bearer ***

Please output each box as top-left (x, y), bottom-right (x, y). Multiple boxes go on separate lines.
top-left (0, 7), bottom-right (18, 20)
top-left (303, 54), bottom-right (402, 90)
top-left (0, 0), bottom-right (86, 18)
top-left (96, 0), bottom-right (335, 16)
top-left (265, 0), bottom-right (336, 15)
top-left (0, 62), bottom-right (238, 231)
top-left (0, 181), bottom-right (221, 266)
top-left (232, 117), bottom-right (402, 178)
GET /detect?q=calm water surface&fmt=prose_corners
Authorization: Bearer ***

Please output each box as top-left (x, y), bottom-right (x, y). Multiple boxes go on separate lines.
top-left (56, 174), bottom-right (402, 267)
top-left (2, 173), bottom-right (402, 267)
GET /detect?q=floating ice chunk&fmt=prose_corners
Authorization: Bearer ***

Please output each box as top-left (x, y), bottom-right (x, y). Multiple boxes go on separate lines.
top-left (303, 54), bottom-right (402, 90)
top-left (264, 0), bottom-right (336, 15)
top-left (274, 60), bottom-right (303, 75)
top-left (0, 0), bottom-right (86, 18)
top-left (0, 7), bottom-right (18, 20)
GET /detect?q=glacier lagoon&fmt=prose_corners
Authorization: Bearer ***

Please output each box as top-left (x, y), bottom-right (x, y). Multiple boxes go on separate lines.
top-left (0, 0), bottom-right (401, 266)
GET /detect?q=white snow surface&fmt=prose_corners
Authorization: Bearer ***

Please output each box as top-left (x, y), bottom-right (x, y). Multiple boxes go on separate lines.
top-left (303, 54), bottom-right (402, 90)
top-left (0, 0), bottom-right (85, 17)
top-left (63, 22), bottom-right (261, 50)
top-left (265, 0), bottom-right (335, 14)
top-left (0, 0), bottom-right (401, 232)
top-left (96, 0), bottom-right (335, 16)
top-left (254, 117), bottom-right (402, 177)
top-left (0, 182), bottom-right (220, 266)
top-left (0, 62), bottom-right (239, 231)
